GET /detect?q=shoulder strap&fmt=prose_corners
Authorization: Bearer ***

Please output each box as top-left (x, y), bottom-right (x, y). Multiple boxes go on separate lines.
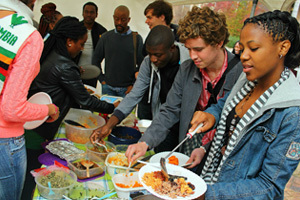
top-left (206, 56), bottom-right (240, 108)
top-left (132, 31), bottom-right (138, 69)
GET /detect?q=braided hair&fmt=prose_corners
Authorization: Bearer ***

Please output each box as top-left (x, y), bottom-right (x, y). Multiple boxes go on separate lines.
top-left (243, 10), bottom-right (300, 69)
top-left (40, 16), bottom-right (87, 63)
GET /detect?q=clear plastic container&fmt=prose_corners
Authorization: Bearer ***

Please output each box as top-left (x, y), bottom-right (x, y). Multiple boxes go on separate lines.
top-left (64, 108), bottom-right (106, 144)
top-left (66, 153), bottom-right (105, 180)
top-left (35, 167), bottom-right (77, 199)
top-left (85, 141), bottom-right (116, 160)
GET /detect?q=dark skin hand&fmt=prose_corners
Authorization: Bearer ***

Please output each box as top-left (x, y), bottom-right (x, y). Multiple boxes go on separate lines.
top-left (90, 115), bottom-right (120, 145)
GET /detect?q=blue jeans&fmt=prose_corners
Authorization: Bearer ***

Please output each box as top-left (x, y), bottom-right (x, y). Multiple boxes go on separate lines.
top-left (0, 135), bottom-right (26, 200)
top-left (102, 84), bottom-right (127, 98)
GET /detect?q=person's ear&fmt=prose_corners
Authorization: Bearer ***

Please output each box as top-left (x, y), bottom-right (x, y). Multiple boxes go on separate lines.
top-left (216, 41), bottom-right (224, 49)
top-left (159, 15), bottom-right (166, 24)
top-left (128, 17), bottom-right (131, 23)
top-left (279, 40), bottom-right (291, 57)
top-left (66, 38), bottom-right (73, 48)
top-left (170, 44), bottom-right (176, 52)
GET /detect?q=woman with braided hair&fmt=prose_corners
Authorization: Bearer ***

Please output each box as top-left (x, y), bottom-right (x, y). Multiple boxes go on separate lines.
top-left (23, 16), bottom-right (118, 198)
top-left (38, 2), bottom-right (62, 38)
top-left (189, 10), bottom-right (300, 199)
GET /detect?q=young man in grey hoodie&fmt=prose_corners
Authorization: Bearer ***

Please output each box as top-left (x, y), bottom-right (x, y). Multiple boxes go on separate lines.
top-left (90, 25), bottom-right (189, 152)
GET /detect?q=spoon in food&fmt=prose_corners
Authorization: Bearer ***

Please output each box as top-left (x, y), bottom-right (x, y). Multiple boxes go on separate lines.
top-left (94, 141), bottom-right (108, 152)
top-left (81, 159), bottom-right (94, 177)
top-left (48, 182), bottom-right (55, 196)
top-left (160, 157), bottom-right (169, 181)
top-left (160, 123), bottom-right (203, 180)
top-left (65, 119), bottom-right (86, 128)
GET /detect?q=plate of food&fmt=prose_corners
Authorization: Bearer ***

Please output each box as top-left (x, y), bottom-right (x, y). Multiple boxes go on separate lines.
top-left (81, 64), bottom-right (100, 80)
top-left (139, 163), bottom-right (206, 200)
top-left (149, 152), bottom-right (189, 167)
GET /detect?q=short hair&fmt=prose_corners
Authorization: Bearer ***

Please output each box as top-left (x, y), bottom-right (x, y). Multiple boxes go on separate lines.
top-left (243, 10), bottom-right (300, 69)
top-left (83, 2), bottom-right (98, 13)
top-left (178, 6), bottom-right (229, 47)
top-left (145, 25), bottom-right (175, 49)
top-left (144, 0), bottom-right (173, 25)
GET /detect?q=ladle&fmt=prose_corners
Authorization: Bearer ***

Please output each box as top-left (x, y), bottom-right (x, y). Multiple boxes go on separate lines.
top-left (65, 119), bottom-right (86, 128)
top-left (80, 159), bottom-right (94, 177)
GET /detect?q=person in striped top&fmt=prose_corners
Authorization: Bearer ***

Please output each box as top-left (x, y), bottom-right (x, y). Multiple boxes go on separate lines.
top-left (189, 10), bottom-right (300, 200)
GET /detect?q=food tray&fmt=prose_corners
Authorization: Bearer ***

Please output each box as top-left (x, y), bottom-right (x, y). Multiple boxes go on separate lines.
top-left (46, 140), bottom-right (84, 160)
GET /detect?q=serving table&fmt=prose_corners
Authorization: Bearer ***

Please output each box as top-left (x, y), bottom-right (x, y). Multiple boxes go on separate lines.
top-left (32, 123), bottom-right (154, 200)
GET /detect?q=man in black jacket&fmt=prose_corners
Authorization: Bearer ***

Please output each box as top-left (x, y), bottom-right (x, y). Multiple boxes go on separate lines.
top-left (78, 2), bottom-right (107, 87)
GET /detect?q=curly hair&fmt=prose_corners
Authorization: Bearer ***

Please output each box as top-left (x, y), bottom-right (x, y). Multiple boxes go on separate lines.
top-left (144, 0), bottom-right (173, 25)
top-left (178, 6), bottom-right (229, 47)
top-left (243, 10), bottom-right (300, 69)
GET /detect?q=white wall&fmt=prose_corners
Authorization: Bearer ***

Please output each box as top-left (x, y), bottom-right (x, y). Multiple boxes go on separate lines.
top-left (33, 0), bottom-right (151, 40)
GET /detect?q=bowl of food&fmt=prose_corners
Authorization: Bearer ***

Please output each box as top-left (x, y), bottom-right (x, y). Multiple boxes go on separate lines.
top-left (35, 167), bottom-right (77, 199)
top-left (108, 126), bottom-right (141, 145)
top-left (85, 141), bottom-right (116, 160)
top-left (66, 153), bottom-right (105, 180)
top-left (64, 108), bottom-right (106, 144)
top-left (112, 172), bottom-right (144, 199)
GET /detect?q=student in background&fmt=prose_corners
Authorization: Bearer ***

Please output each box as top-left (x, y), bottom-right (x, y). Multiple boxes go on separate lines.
top-left (38, 2), bottom-right (62, 39)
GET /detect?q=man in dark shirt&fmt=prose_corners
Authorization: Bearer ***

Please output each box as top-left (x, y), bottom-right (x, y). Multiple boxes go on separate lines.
top-left (92, 5), bottom-right (144, 97)
top-left (78, 2), bottom-right (107, 87)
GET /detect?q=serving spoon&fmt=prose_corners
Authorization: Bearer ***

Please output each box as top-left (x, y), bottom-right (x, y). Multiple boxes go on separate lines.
top-left (65, 119), bottom-right (86, 128)
top-left (81, 159), bottom-right (94, 177)
top-left (160, 123), bottom-right (203, 180)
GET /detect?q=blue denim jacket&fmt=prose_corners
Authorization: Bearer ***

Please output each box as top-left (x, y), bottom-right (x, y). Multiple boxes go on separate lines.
top-left (203, 72), bottom-right (300, 200)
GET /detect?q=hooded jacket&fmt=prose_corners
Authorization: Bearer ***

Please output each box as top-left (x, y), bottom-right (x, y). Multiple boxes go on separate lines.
top-left (113, 42), bottom-right (189, 121)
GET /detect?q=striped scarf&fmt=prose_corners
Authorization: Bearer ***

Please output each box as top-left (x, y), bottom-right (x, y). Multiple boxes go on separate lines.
top-left (201, 68), bottom-right (290, 184)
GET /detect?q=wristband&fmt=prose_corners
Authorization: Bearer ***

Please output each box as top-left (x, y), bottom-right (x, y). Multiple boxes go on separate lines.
top-left (199, 146), bottom-right (207, 153)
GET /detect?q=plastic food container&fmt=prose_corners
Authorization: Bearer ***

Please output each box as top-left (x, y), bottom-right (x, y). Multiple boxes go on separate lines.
top-left (64, 108), bottom-right (106, 144)
top-left (112, 172), bottom-right (144, 199)
top-left (85, 141), bottom-right (116, 160)
top-left (66, 153), bottom-right (105, 180)
top-left (35, 167), bottom-right (77, 199)
top-left (108, 126), bottom-right (141, 145)
top-left (105, 152), bottom-right (129, 177)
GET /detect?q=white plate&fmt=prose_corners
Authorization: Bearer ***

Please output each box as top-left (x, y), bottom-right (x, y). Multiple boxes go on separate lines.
top-left (139, 163), bottom-right (207, 200)
top-left (81, 64), bottom-right (100, 80)
top-left (149, 151), bottom-right (189, 166)
top-left (24, 92), bottom-right (52, 130)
